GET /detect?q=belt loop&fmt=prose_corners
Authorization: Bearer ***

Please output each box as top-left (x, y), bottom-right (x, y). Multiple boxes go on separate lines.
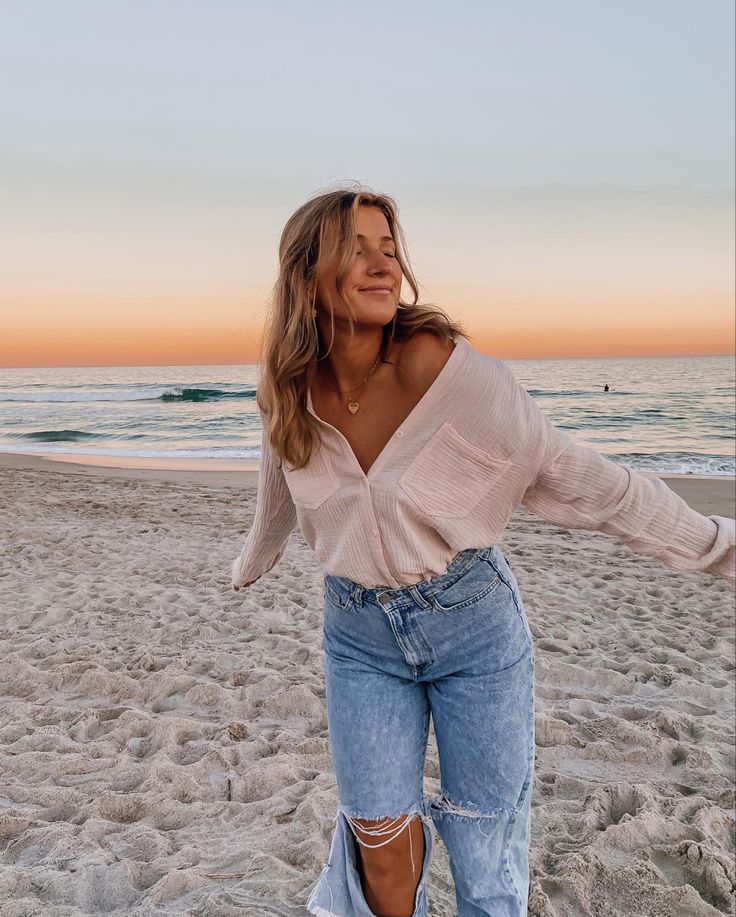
top-left (352, 584), bottom-right (364, 607)
top-left (456, 548), bottom-right (476, 576)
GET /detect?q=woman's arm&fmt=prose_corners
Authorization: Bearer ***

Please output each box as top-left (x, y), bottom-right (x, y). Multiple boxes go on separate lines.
top-left (504, 365), bottom-right (736, 581)
top-left (231, 418), bottom-right (297, 590)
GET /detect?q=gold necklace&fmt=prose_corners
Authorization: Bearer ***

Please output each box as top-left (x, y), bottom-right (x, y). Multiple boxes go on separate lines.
top-left (321, 344), bottom-right (384, 414)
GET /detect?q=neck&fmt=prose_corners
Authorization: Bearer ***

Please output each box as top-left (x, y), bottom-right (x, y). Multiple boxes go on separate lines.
top-left (316, 329), bottom-right (389, 393)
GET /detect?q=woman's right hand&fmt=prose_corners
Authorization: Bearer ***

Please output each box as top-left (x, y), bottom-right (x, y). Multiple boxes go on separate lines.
top-left (232, 556), bottom-right (258, 591)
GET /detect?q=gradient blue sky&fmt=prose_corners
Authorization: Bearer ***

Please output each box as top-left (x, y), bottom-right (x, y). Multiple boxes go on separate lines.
top-left (1, 0), bottom-right (734, 366)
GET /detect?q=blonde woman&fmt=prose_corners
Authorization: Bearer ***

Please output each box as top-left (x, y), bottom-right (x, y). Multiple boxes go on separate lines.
top-left (231, 184), bottom-right (735, 917)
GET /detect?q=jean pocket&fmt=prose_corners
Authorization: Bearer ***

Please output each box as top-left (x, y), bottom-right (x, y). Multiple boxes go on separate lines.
top-left (324, 579), bottom-right (355, 612)
top-left (428, 558), bottom-right (502, 611)
top-left (399, 422), bottom-right (513, 518)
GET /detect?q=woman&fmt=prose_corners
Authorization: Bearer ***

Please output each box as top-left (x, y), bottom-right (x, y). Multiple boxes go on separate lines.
top-left (231, 184), bottom-right (735, 917)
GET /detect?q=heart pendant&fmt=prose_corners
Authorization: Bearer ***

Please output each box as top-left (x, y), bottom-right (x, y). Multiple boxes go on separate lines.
top-left (347, 401), bottom-right (360, 414)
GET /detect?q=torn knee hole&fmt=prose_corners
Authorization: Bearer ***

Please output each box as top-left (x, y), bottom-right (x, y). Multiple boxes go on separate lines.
top-left (428, 792), bottom-right (502, 819)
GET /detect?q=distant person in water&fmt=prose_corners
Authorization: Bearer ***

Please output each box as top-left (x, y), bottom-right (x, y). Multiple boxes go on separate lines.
top-left (604, 384), bottom-right (609, 392)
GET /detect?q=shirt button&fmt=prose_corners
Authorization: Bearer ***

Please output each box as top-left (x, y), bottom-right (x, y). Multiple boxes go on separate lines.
top-left (395, 430), bottom-right (404, 438)
top-left (372, 529), bottom-right (379, 536)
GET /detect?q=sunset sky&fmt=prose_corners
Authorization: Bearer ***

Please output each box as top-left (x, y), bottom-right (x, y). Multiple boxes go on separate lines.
top-left (1, 0), bottom-right (734, 368)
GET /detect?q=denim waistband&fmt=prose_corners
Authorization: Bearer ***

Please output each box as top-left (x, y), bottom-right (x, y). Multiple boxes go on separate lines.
top-left (324, 546), bottom-right (499, 609)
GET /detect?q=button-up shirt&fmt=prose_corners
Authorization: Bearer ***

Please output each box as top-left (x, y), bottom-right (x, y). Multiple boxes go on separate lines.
top-left (232, 336), bottom-right (735, 588)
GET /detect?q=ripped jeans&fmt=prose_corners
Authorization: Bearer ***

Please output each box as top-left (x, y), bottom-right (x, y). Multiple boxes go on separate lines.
top-left (306, 546), bottom-right (535, 917)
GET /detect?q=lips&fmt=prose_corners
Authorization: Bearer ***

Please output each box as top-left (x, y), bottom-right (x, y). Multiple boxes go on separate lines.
top-left (359, 287), bottom-right (392, 293)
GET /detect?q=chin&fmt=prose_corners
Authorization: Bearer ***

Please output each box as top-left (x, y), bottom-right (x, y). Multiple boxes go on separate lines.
top-left (352, 304), bottom-right (397, 324)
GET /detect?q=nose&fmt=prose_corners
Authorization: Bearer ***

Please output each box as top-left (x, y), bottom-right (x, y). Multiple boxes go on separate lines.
top-left (366, 250), bottom-right (395, 273)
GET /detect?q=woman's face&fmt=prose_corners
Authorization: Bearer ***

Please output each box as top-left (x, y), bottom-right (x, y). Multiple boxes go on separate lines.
top-left (315, 205), bottom-right (402, 325)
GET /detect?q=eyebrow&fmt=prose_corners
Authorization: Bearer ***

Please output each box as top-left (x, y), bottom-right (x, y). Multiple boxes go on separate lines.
top-left (357, 234), bottom-right (395, 244)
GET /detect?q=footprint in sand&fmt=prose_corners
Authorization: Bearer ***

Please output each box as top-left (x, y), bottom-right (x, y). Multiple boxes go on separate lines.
top-left (584, 783), bottom-right (649, 832)
top-left (649, 841), bottom-right (735, 913)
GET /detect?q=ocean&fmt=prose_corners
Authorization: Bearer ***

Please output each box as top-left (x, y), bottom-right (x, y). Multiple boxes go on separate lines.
top-left (1, 353), bottom-right (734, 475)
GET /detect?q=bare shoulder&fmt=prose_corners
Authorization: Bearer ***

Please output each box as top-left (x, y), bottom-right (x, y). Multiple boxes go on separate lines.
top-left (397, 330), bottom-right (456, 383)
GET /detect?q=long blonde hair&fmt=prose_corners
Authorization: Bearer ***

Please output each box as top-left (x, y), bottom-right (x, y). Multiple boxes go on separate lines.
top-left (255, 181), bottom-right (469, 469)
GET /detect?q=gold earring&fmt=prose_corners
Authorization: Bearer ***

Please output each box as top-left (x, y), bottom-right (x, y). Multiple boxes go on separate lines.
top-left (312, 308), bottom-right (317, 318)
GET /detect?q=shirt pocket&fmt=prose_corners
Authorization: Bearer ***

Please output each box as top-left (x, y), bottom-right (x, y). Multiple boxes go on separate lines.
top-left (399, 422), bottom-right (513, 518)
top-left (284, 450), bottom-right (340, 509)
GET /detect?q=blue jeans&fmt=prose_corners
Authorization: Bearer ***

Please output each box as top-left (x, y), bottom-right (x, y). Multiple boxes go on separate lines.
top-left (306, 546), bottom-right (535, 917)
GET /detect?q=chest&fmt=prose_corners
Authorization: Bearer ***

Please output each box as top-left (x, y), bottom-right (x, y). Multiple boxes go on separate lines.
top-left (310, 379), bottom-right (428, 476)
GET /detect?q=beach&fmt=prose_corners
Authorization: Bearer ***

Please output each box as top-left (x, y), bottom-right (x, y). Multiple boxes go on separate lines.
top-left (1, 452), bottom-right (734, 916)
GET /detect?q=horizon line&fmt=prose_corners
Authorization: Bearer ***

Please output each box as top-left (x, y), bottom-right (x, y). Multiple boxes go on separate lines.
top-left (3, 350), bottom-right (735, 370)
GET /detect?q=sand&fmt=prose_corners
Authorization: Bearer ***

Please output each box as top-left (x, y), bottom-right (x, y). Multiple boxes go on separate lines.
top-left (0, 451), bottom-right (734, 916)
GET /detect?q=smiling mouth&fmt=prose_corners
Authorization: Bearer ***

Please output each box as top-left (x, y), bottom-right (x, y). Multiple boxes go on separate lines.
top-left (360, 289), bottom-right (392, 294)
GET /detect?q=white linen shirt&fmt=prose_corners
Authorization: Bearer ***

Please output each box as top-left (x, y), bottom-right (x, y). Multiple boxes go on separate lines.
top-left (232, 335), bottom-right (735, 588)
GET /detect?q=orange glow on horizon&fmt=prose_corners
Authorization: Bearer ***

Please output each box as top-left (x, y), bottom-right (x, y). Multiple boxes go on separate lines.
top-left (3, 287), bottom-right (734, 367)
top-left (4, 321), bottom-right (734, 368)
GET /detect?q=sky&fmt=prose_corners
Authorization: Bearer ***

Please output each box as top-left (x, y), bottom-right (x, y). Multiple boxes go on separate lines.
top-left (1, 0), bottom-right (734, 368)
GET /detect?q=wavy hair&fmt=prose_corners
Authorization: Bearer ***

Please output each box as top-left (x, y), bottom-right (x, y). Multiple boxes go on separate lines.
top-left (255, 181), bottom-right (469, 469)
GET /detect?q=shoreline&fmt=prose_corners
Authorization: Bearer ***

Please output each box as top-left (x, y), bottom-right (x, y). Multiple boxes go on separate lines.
top-left (0, 451), bottom-right (262, 487)
top-left (0, 450), bottom-right (733, 517)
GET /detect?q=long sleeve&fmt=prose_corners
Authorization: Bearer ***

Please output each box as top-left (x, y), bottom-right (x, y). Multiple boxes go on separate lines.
top-left (515, 373), bottom-right (736, 582)
top-left (231, 418), bottom-right (297, 588)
